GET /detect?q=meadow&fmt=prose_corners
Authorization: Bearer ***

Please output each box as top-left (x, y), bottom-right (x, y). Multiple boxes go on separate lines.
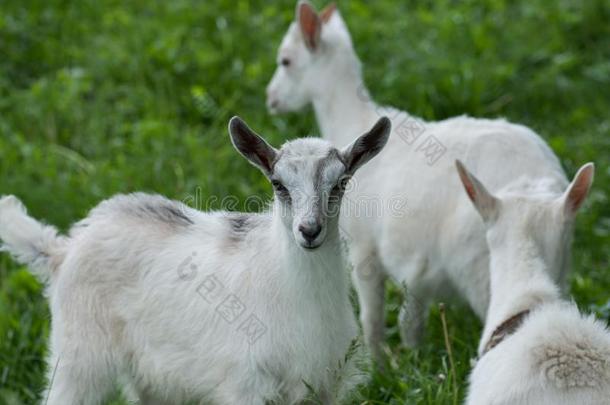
top-left (0, 0), bottom-right (609, 403)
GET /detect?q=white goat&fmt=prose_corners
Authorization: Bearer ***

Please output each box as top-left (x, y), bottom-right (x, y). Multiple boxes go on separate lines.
top-left (266, 1), bottom-right (573, 357)
top-left (0, 116), bottom-right (391, 405)
top-left (456, 160), bottom-right (610, 405)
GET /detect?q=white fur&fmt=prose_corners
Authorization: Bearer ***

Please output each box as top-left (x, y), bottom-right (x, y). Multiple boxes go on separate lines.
top-left (266, 3), bottom-right (571, 355)
top-left (0, 196), bottom-right (67, 283)
top-left (469, 303), bottom-right (610, 405)
top-left (0, 120), bottom-right (394, 404)
top-left (457, 161), bottom-right (610, 405)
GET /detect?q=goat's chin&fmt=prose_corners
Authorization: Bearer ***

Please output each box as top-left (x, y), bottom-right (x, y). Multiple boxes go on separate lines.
top-left (298, 240), bottom-right (324, 251)
top-left (268, 105), bottom-right (291, 115)
top-left (267, 100), bottom-right (307, 115)
top-left (267, 105), bottom-right (282, 115)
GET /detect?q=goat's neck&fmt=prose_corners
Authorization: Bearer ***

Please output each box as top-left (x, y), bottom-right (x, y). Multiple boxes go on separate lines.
top-left (269, 212), bottom-right (347, 292)
top-left (311, 62), bottom-right (380, 147)
top-left (481, 238), bottom-right (560, 348)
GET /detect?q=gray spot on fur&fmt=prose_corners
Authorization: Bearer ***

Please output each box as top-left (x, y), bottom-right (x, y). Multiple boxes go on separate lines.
top-left (536, 342), bottom-right (610, 389)
top-left (314, 149), bottom-right (344, 193)
top-left (229, 214), bottom-right (251, 235)
top-left (95, 193), bottom-right (194, 228)
top-left (224, 213), bottom-right (267, 246)
top-left (142, 202), bottom-right (193, 227)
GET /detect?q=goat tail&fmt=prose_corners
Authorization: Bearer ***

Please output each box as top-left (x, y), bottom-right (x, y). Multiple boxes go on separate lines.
top-left (0, 195), bottom-right (67, 284)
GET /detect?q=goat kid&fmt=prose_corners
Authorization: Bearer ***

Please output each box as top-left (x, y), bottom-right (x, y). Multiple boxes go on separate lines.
top-left (266, 1), bottom-right (572, 360)
top-left (0, 116), bottom-right (391, 405)
top-left (456, 160), bottom-right (610, 405)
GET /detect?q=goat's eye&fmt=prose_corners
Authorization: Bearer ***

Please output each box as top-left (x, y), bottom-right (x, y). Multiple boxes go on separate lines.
top-left (280, 58), bottom-right (291, 67)
top-left (271, 180), bottom-right (288, 194)
top-left (333, 176), bottom-right (351, 193)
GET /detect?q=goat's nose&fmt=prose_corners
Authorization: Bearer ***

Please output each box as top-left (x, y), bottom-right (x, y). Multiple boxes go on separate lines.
top-left (299, 224), bottom-right (322, 243)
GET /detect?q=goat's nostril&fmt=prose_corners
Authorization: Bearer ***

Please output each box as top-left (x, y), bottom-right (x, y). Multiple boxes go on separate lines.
top-left (299, 224), bottom-right (322, 242)
top-left (269, 99), bottom-right (279, 108)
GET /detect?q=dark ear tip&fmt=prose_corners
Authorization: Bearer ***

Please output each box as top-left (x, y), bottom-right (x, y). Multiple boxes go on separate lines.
top-left (228, 116), bottom-right (248, 136)
top-left (228, 115), bottom-right (242, 129)
top-left (297, 1), bottom-right (313, 14)
top-left (373, 116), bottom-right (392, 138)
top-left (378, 116), bottom-right (391, 128)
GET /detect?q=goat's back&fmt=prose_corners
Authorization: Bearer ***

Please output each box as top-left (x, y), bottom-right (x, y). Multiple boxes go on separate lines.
top-left (48, 193), bottom-right (358, 402)
top-left (467, 302), bottom-right (610, 405)
top-left (347, 114), bottom-right (568, 315)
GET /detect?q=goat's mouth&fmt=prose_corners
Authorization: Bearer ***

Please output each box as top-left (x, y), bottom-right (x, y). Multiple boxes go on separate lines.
top-left (300, 241), bottom-right (323, 251)
top-left (266, 99), bottom-right (282, 115)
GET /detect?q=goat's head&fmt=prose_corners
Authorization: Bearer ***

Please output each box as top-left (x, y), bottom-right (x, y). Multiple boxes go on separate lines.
top-left (266, 1), bottom-right (357, 114)
top-left (229, 116), bottom-right (391, 250)
top-left (455, 160), bottom-right (594, 287)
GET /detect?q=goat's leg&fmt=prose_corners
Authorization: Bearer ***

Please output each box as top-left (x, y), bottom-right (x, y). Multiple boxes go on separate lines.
top-left (212, 377), bottom-right (270, 405)
top-left (215, 393), bottom-right (266, 405)
top-left (43, 351), bottom-right (114, 405)
top-left (138, 390), bottom-right (173, 405)
top-left (317, 392), bottom-right (331, 405)
top-left (398, 288), bottom-right (428, 348)
top-left (351, 252), bottom-right (386, 363)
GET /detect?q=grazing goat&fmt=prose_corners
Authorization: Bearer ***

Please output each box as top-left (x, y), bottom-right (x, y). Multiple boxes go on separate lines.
top-left (0, 116), bottom-right (391, 405)
top-left (456, 160), bottom-right (610, 405)
top-left (266, 1), bottom-right (573, 359)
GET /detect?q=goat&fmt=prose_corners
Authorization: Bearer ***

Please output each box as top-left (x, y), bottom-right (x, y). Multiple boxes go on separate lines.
top-left (0, 116), bottom-right (391, 405)
top-left (456, 160), bottom-right (610, 405)
top-left (266, 1), bottom-right (572, 359)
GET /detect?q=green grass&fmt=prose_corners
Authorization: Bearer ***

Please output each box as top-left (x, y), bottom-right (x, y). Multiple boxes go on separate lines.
top-left (0, 0), bottom-right (609, 403)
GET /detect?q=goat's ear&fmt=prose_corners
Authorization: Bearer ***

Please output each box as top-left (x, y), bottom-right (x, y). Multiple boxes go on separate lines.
top-left (297, 1), bottom-right (321, 51)
top-left (320, 3), bottom-right (337, 23)
top-left (455, 160), bottom-right (499, 222)
top-left (228, 117), bottom-right (278, 175)
top-left (562, 162), bottom-right (594, 217)
top-left (342, 117), bottom-right (391, 174)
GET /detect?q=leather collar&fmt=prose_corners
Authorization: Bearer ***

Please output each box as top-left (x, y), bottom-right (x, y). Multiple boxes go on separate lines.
top-left (481, 309), bottom-right (530, 356)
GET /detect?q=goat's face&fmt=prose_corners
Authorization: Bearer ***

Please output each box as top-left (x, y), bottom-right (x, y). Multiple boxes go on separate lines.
top-left (266, 2), bottom-right (355, 114)
top-left (456, 160), bottom-right (594, 288)
top-left (270, 141), bottom-right (346, 249)
top-left (229, 116), bottom-right (391, 250)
